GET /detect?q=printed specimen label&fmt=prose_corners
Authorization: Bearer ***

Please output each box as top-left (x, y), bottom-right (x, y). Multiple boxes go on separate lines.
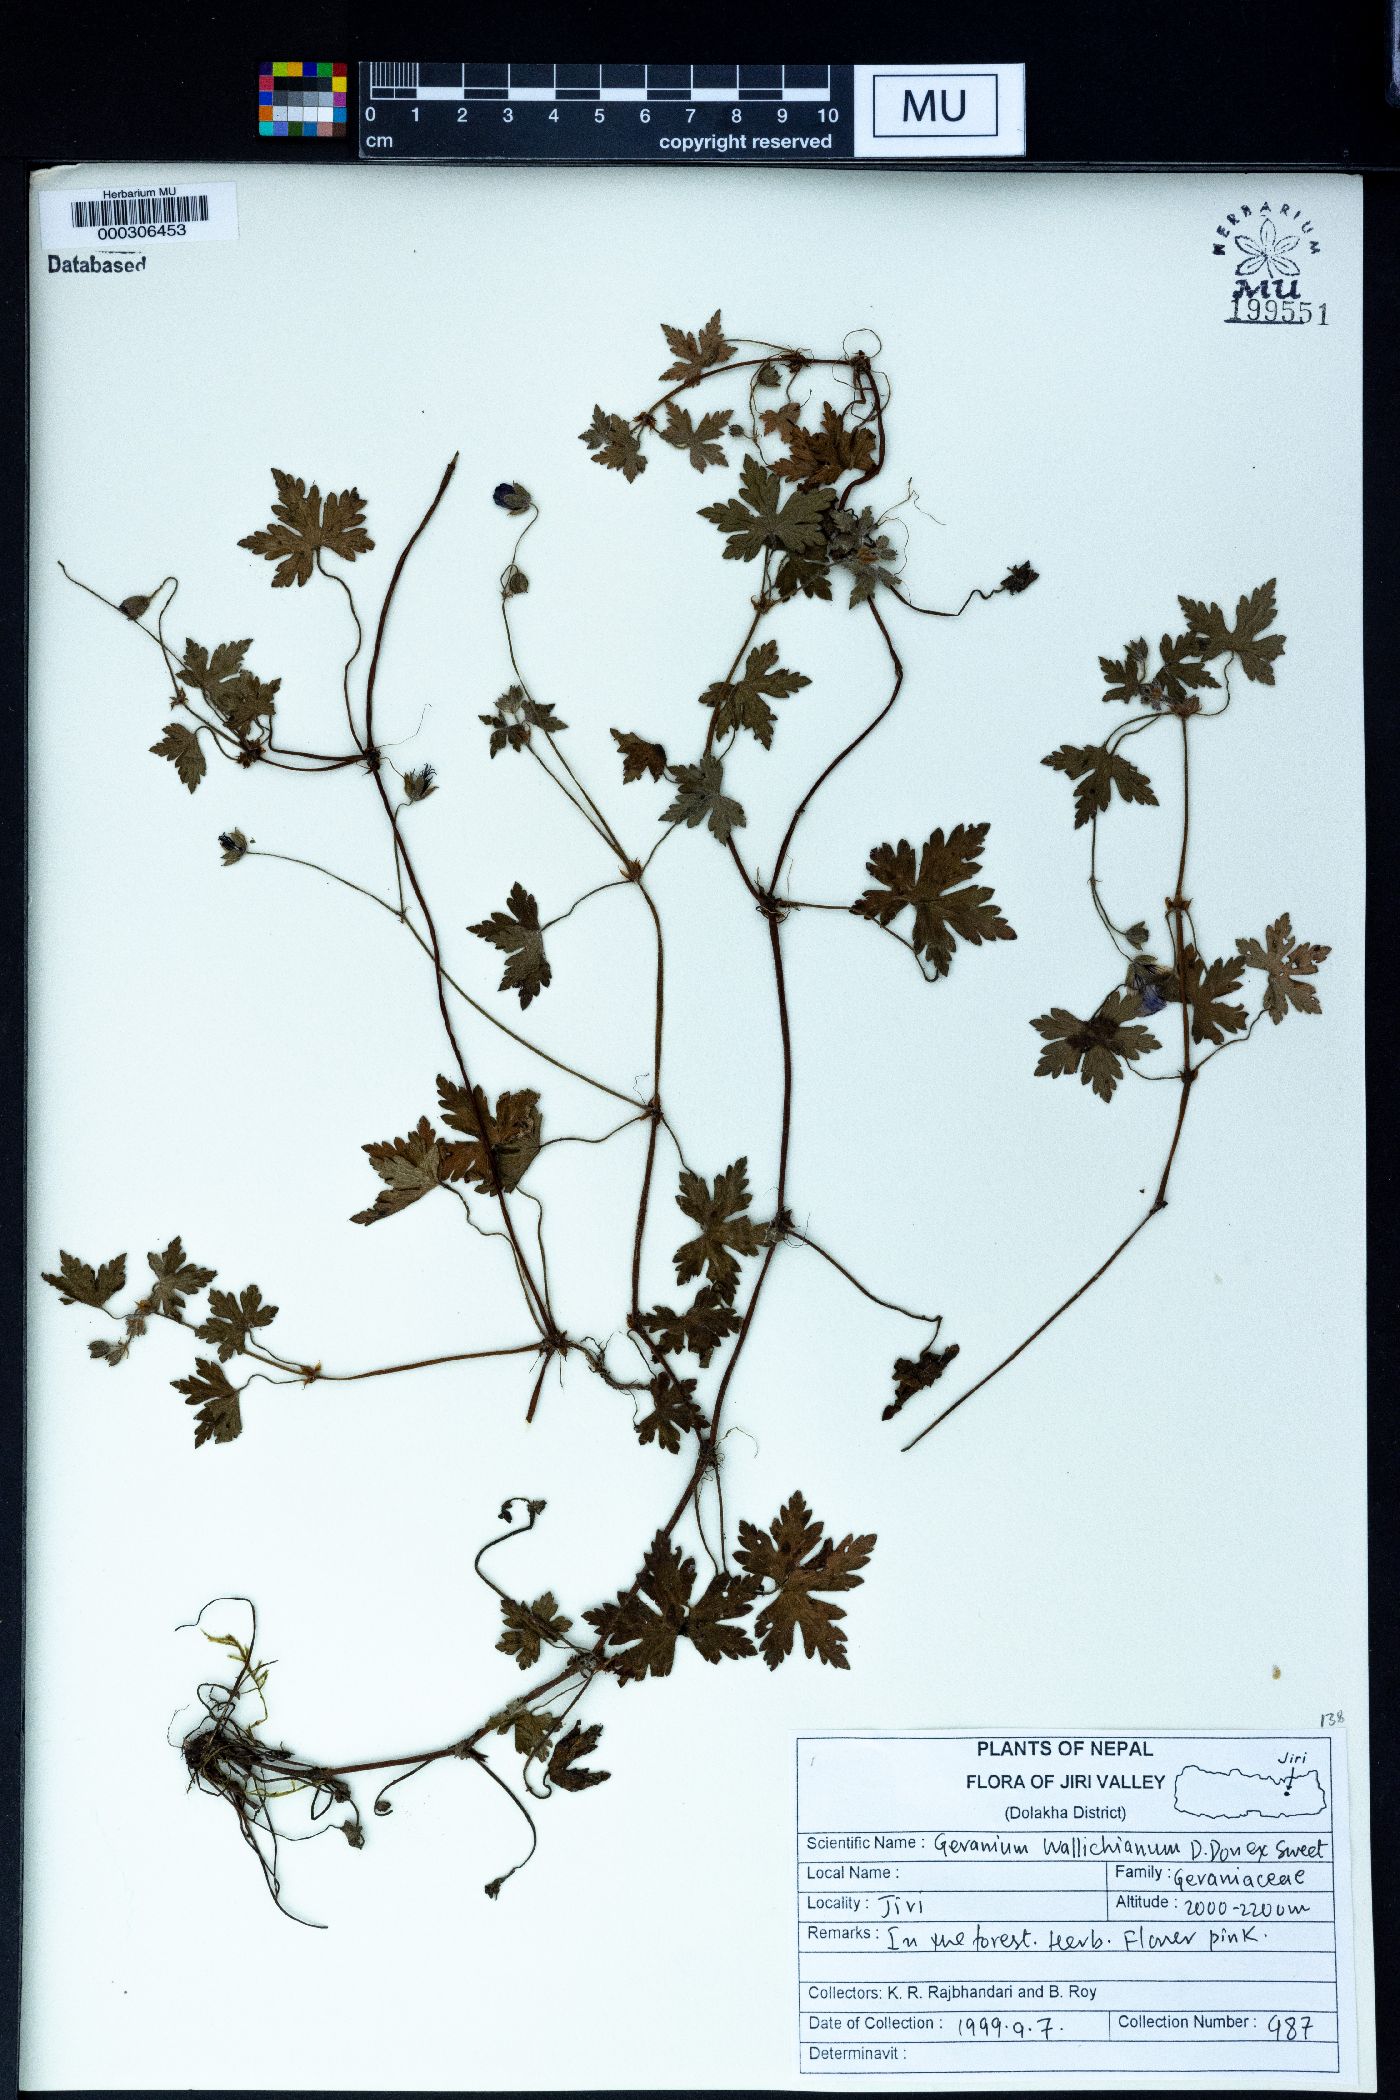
top-left (796, 1731), bottom-right (1356, 2083)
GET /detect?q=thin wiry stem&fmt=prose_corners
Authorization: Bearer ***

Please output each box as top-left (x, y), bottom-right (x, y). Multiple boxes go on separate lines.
top-left (146, 339), bottom-right (1067, 1916)
top-left (60, 563), bottom-right (361, 771)
top-left (245, 850), bottom-right (642, 1107)
top-left (773, 598), bottom-right (904, 884)
top-left (250, 1341), bottom-right (545, 1386)
top-left (541, 878), bottom-right (632, 933)
top-left (315, 550), bottom-right (366, 751)
top-left (358, 458), bottom-right (552, 1340)
top-left (905, 696), bottom-right (1207, 1451)
top-left (785, 1228), bottom-right (941, 1324)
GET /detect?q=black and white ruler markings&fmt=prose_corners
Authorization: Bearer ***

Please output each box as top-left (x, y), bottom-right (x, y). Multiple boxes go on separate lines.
top-left (357, 63), bottom-right (1026, 162)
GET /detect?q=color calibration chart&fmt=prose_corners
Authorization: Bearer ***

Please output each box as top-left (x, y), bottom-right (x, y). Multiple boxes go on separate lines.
top-left (260, 63), bottom-right (348, 138)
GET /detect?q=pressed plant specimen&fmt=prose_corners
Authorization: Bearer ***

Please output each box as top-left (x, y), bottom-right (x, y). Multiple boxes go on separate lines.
top-left (47, 315), bottom-right (1035, 1917)
top-left (901, 581), bottom-right (1330, 1450)
top-left (43, 310), bottom-right (1326, 1923)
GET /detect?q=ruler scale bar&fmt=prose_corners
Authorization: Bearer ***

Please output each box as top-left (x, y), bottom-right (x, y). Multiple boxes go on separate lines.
top-left (358, 62), bottom-right (1026, 159)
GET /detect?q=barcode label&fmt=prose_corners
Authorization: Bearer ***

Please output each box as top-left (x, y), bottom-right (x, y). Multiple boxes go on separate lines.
top-left (70, 192), bottom-right (210, 229)
top-left (37, 181), bottom-right (237, 250)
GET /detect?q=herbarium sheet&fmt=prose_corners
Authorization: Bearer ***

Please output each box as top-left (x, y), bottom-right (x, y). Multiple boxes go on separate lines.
top-left (25, 166), bottom-right (1371, 2089)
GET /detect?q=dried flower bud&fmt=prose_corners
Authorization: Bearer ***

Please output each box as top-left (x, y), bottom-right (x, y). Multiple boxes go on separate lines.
top-left (118, 591), bottom-right (155, 621)
top-left (755, 362), bottom-right (781, 387)
top-left (218, 828), bottom-right (249, 865)
top-left (493, 481), bottom-right (532, 514)
top-left (1127, 961), bottom-right (1169, 1016)
top-left (502, 564), bottom-right (529, 597)
top-left (402, 765), bottom-right (437, 803)
top-left (999, 561), bottom-right (1039, 596)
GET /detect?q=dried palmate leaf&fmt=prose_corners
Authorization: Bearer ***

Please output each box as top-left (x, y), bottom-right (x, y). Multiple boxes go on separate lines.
top-left (637, 1285), bottom-right (740, 1366)
top-left (1173, 947), bottom-right (1248, 1046)
top-left (178, 638), bottom-right (252, 707)
top-left (150, 721), bottom-right (206, 792)
top-left (1152, 631), bottom-right (1220, 709)
top-left (771, 401), bottom-right (876, 487)
top-left (490, 1704), bottom-right (558, 1759)
top-left (734, 1492), bottom-right (876, 1671)
top-left (610, 728), bottom-right (668, 783)
top-left (436, 1078), bottom-right (542, 1193)
top-left (41, 1249), bottom-right (127, 1309)
top-left (496, 1591), bottom-right (572, 1671)
top-left (1042, 743), bottom-right (1158, 828)
top-left (173, 1357), bottom-right (243, 1447)
top-left (699, 456), bottom-right (835, 564)
top-left (1178, 579), bottom-right (1285, 685)
top-left (883, 1341), bottom-right (961, 1423)
top-left (196, 1284), bottom-right (279, 1360)
top-left (146, 1236), bottom-right (216, 1319)
top-left (468, 883), bottom-right (551, 1009)
top-left (585, 1533), bottom-right (758, 1681)
top-left (683, 1571), bottom-right (764, 1663)
top-left (238, 469), bottom-right (373, 587)
top-left (479, 685), bottom-right (567, 757)
top-left (672, 1159), bottom-right (765, 1294)
top-left (634, 1371), bottom-right (707, 1454)
top-left (658, 309), bottom-right (735, 384)
top-left (546, 1722), bottom-right (610, 1792)
top-left (659, 403), bottom-right (732, 473)
top-left (579, 406), bottom-right (645, 482)
top-left (852, 825), bottom-right (1016, 978)
top-left (1099, 638), bottom-right (1150, 704)
top-left (1031, 990), bottom-right (1161, 1102)
top-left (351, 1116), bottom-right (451, 1226)
top-left (1236, 913), bottom-right (1331, 1023)
top-left (661, 756), bottom-right (745, 843)
top-left (699, 639), bottom-right (810, 749)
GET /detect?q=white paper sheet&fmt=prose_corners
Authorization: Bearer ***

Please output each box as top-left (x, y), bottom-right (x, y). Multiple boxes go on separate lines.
top-left (25, 163), bottom-right (1370, 2090)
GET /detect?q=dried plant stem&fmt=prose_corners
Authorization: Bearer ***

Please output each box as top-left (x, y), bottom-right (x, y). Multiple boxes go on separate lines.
top-left (245, 1341), bottom-right (544, 1385)
top-left (493, 581), bottom-right (681, 1373)
top-left (56, 563), bottom-right (359, 773)
top-left (708, 909), bottom-right (793, 1433)
top-left (785, 1229), bottom-right (940, 1324)
top-left (315, 550), bottom-right (366, 751)
top-left (358, 457), bottom-right (554, 1342)
top-left (903, 711), bottom-right (1200, 1451)
top-left (301, 861), bottom-right (804, 1785)
top-left (630, 880), bottom-right (666, 1323)
top-left (774, 599), bottom-right (904, 883)
top-left (245, 848), bottom-right (642, 1108)
top-left (57, 323), bottom-right (1066, 1909)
